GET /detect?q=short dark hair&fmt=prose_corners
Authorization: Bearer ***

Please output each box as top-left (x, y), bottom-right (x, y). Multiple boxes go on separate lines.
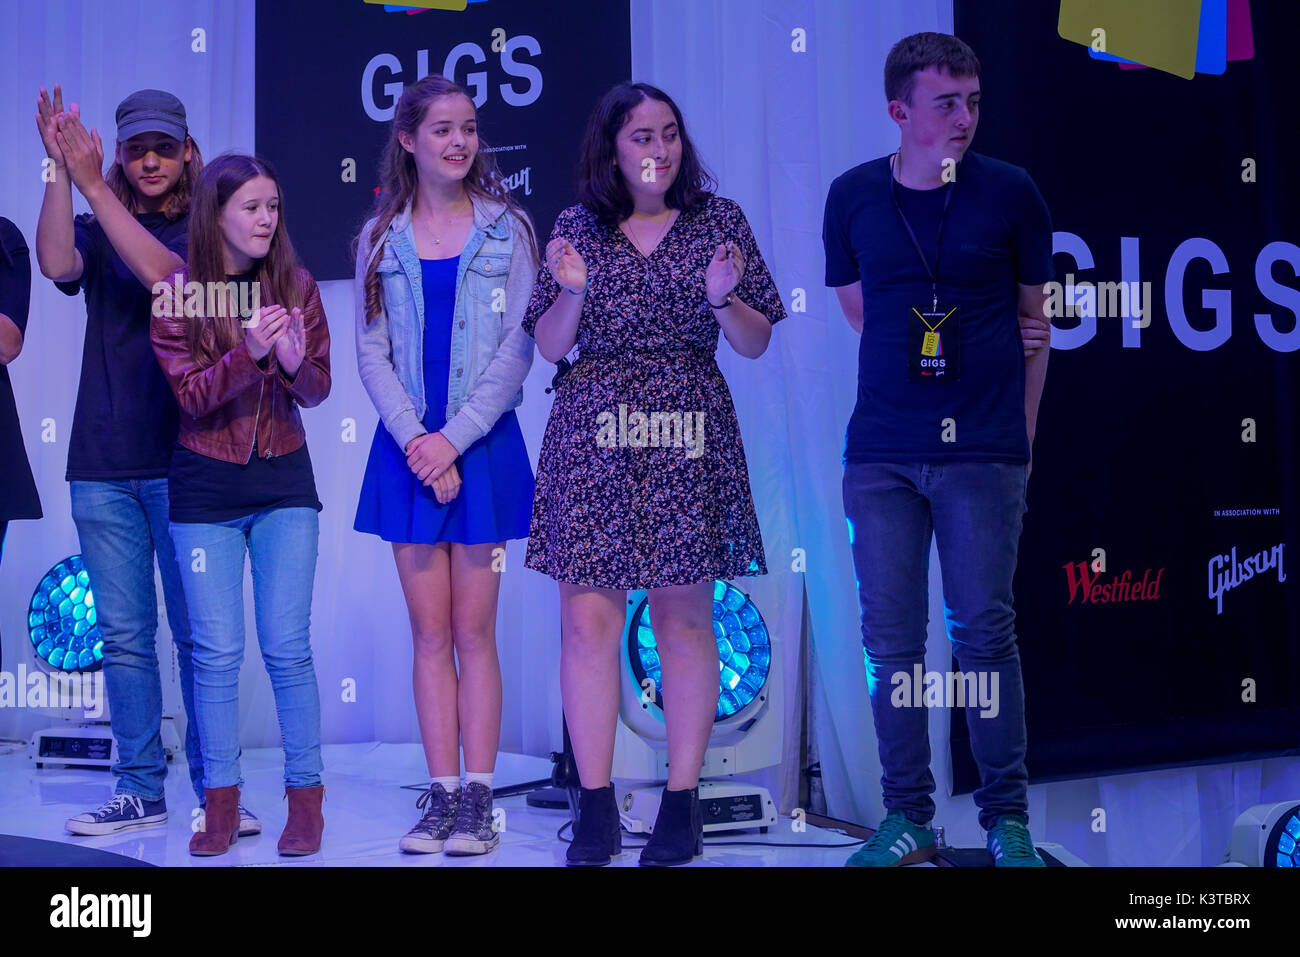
top-left (884, 32), bottom-right (981, 105)
top-left (576, 82), bottom-right (716, 226)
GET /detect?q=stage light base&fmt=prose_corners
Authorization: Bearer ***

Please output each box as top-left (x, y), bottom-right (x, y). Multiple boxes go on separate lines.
top-left (30, 716), bottom-right (182, 769)
top-left (525, 786), bottom-right (570, 810)
top-left (934, 841), bottom-right (1087, 867)
top-left (30, 722), bottom-right (116, 768)
top-left (617, 780), bottom-right (779, 834)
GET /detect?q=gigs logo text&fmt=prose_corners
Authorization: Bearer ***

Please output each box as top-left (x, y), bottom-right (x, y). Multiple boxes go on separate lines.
top-left (362, 31), bottom-right (542, 120)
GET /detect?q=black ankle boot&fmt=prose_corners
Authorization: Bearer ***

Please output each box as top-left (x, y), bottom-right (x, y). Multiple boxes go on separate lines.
top-left (566, 785), bottom-right (622, 866)
top-left (639, 786), bottom-right (703, 866)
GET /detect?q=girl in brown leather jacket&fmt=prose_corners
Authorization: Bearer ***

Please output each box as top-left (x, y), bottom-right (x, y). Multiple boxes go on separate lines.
top-left (150, 152), bottom-right (330, 858)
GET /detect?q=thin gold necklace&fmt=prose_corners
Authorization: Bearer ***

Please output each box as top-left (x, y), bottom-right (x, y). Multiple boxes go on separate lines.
top-left (420, 199), bottom-right (473, 246)
top-left (623, 208), bottom-right (676, 257)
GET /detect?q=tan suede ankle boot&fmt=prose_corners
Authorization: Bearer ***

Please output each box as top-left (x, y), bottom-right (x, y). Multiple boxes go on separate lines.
top-left (189, 785), bottom-right (241, 856)
top-left (277, 785), bottom-right (324, 856)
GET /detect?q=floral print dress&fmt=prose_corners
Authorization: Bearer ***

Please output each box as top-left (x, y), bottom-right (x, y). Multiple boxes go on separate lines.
top-left (521, 196), bottom-right (786, 588)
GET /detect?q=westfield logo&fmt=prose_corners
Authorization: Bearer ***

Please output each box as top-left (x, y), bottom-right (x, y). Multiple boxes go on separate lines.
top-left (1063, 563), bottom-right (1165, 604)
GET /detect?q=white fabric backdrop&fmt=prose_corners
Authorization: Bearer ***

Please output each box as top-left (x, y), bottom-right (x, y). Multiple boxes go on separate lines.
top-left (1, 0), bottom-right (1295, 865)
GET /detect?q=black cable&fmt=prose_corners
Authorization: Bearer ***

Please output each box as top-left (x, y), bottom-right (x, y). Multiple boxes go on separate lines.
top-left (555, 818), bottom-right (864, 850)
top-left (401, 778), bottom-right (554, 799)
top-left (543, 357), bottom-right (572, 394)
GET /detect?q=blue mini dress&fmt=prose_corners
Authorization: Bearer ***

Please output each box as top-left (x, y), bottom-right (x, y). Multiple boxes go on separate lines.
top-left (354, 256), bottom-right (534, 545)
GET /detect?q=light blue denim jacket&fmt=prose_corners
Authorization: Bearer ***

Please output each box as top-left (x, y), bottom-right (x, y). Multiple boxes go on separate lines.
top-left (355, 194), bottom-right (537, 454)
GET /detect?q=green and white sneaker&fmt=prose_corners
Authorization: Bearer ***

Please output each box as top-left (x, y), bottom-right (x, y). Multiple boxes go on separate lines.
top-left (846, 809), bottom-right (937, 867)
top-left (987, 814), bottom-right (1046, 867)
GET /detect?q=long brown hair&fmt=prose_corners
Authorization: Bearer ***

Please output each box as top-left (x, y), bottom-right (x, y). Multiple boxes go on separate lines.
top-left (355, 74), bottom-right (538, 324)
top-left (105, 135), bottom-right (204, 221)
top-left (185, 152), bottom-right (303, 365)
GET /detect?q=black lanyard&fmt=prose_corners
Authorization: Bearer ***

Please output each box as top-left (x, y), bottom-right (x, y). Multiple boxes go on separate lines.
top-left (890, 153), bottom-right (954, 313)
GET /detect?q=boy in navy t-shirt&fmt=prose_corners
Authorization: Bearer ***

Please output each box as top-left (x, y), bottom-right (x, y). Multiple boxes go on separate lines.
top-left (823, 32), bottom-right (1054, 867)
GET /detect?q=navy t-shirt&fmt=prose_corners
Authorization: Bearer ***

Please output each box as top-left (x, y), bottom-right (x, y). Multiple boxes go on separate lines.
top-left (823, 150), bottom-right (1054, 464)
top-left (54, 211), bottom-right (187, 481)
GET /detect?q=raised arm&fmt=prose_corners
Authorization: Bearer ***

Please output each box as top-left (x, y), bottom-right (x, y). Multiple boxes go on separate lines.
top-left (57, 113), bottom-right (184, 288)
top-left (34, 85), bottom-right (83, 282)
top-left (532, 236), bottom-right (586, 363)
top-left (277, 273), bottom-right (331, 408)
top-left (151, 293), bottom-right (276, 420)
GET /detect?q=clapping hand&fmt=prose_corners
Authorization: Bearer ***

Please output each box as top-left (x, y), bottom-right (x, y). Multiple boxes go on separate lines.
top-left (244, 305), bottom-right (289, 361)
top-left (274, 306), bottom-right (307, 378)
top-left (55, 112), bottom-right (106, 195)
top-left (706, 240), bottom-right (745, 305)
top-left (545, 238), bottom-right (587, 294)
top-left (35, 85), bottom-right (69, 169)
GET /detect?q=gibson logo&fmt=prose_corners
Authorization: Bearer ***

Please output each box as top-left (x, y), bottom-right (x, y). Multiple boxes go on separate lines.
top-left (1208, 544), bottom-right (1286, 615)
top-left (1063, 563), bottom-right (1165, 604)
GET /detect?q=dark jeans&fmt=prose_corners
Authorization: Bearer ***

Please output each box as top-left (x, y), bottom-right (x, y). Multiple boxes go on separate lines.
top-left (69, 479), bottom-right (204, 803)
top-left (842, 461), bottom-right (1030, 831)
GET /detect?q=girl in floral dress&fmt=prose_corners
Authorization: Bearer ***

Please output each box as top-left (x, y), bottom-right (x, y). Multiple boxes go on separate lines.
top-left (523, 82), bottom-right (785, 867)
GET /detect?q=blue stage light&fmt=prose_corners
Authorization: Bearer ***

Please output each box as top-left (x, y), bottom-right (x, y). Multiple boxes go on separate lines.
top-left (1273, 808), bottom-right (1300, 868)
top-left (28, 556), bottom-right (104, 673)
top-left (628, 580), bottom-right (771, 721)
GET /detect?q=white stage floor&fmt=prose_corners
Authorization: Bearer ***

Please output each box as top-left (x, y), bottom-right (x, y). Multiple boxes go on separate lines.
top-left (0, 742), bottom-right (863, 867)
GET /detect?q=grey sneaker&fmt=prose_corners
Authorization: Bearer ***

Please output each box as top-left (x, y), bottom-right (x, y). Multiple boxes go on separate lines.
top-left (398, 783), bottom-right (460, 854)
top-left (445, 781), bottom-right (499, 855)
top-left (237, 803), bottom-right (261, 836)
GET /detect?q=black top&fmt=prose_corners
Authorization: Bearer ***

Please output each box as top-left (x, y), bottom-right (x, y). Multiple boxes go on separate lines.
top-left (0, 217), bottom-right (42, 521)
top-left (167, 441), bottom-right (322, 524)
top-left (823, 150), bottom-right (1055, 464)
top-left (54, 211), bottom-right (188, 481)
top-left (166, 270), bottom-right (322, 524)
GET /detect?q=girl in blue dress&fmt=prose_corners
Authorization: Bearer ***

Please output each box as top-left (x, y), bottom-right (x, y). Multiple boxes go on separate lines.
top-left (353, 75), bottom-right (538, 856)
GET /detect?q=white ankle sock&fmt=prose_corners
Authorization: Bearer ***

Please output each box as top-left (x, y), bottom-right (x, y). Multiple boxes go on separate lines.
top-left (433, 776), bottom-right (460, 792)
top-left (464, 771), bottom-right (493, 788)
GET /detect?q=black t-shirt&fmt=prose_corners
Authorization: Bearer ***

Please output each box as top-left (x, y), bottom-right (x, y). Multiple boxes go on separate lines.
top-left (0, 217), bottom-right (42, 521)
top-left (823, 150), bottom-right (1054, 464)
top-left (167, 270), bottom-right (322, 524)
top-left (54, 211), bottom-right (187, 480)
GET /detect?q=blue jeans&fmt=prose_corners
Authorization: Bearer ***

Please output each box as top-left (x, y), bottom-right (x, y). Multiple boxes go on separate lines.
top-left (169, 507), bottom-right (323, 790)
top-left (842, 462), bottom-right (1030, 831)
top-left (69, 480), bottom-right (204, 803)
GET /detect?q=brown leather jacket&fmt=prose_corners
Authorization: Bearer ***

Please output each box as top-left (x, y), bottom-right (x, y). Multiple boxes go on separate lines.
top-left (150, 266), bottom-right (331, 464)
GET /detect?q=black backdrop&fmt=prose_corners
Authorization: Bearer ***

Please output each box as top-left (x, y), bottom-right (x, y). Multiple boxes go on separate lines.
top-left (254, 0), bottom-right (631, 281)
top-left (951, 0), bottom-right (1299, 788)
